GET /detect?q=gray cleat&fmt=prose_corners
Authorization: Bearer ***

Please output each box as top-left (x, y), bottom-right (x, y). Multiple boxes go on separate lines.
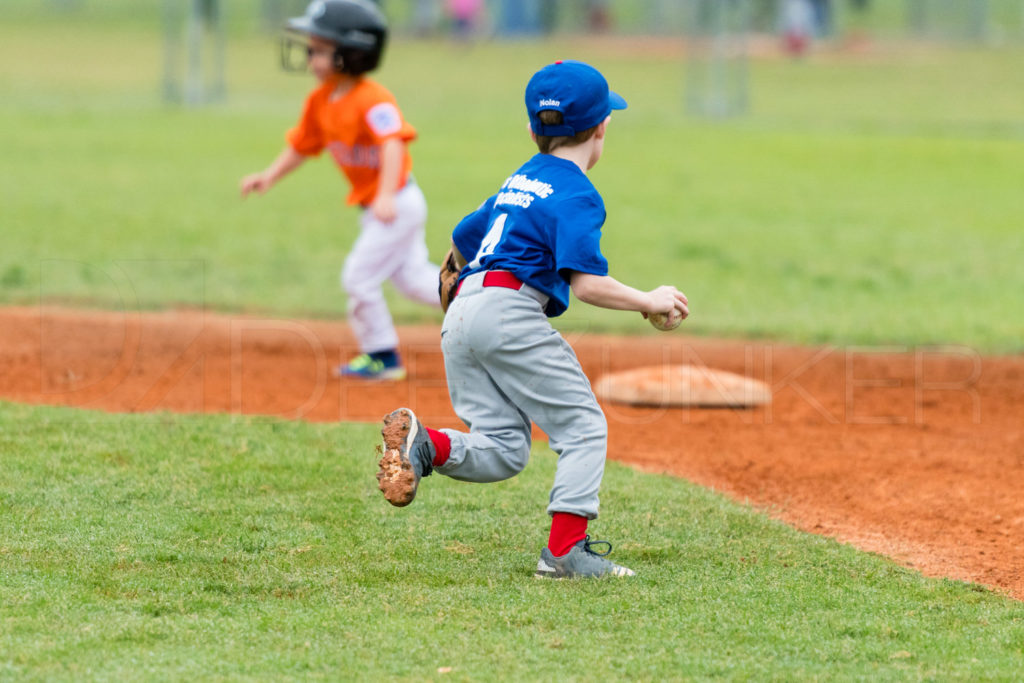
top-left (376, 407), bottom-right (435, 507)
top-left (535, 535), bottom-right (636, 579)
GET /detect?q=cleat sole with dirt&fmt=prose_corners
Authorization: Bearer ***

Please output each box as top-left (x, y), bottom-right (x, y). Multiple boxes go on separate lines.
top-left (376, 409), bottom-right (418, 507)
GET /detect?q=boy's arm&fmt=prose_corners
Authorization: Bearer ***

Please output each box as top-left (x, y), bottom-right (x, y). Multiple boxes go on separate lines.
top-left (240, 146), bottom-right (306, 197)
top-left (369, 137), bottom-right (405, 222)
top-left (570, 272), bottom-right (689, 319)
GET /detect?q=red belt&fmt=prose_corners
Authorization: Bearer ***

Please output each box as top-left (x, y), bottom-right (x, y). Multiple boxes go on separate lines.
top-left (456, 271), bottom-right (523, 297)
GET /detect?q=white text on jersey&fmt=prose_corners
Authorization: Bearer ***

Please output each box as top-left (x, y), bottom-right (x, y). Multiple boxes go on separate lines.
top-left (495, 174), bottom-right (555, 208)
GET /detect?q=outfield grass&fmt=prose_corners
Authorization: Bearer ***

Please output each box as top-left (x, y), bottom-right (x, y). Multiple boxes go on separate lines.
top-left (1, 16), bottom-right (1022, 350)
top-left (1, 401), bottom-right (1022, 679)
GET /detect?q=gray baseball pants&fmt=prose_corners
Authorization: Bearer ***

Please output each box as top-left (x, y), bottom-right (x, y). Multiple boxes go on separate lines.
top-left (438, 271), bottom-right (608, 519)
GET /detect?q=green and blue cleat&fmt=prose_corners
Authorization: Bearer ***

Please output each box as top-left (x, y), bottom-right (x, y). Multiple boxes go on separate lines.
top-left (336, 353), bottom-right (406, 381)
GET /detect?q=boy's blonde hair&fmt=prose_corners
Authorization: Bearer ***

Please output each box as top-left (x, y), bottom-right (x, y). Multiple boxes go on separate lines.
top-left (533, 111), bottom-right (599, 154)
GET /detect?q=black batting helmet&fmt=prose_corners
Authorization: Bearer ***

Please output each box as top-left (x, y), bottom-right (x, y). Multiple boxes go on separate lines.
top-left (283, 0), bottom-right (388, 76)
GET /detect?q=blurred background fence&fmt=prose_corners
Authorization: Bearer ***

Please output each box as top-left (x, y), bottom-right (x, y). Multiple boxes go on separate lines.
top-left (21, 0), bottom-right (1023, 110)
top-left (21, 0), bottom-right (1024, 42)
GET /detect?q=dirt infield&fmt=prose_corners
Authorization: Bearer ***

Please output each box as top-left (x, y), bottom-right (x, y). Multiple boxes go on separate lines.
top-left (2, 306), bottom-right (1022, 599)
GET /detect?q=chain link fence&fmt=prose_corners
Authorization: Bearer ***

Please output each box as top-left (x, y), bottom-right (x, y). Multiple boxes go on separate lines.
top-left (24, 0), bottom-right (1024, 42)
top-left (20, 0), bottom-right (1022, 111)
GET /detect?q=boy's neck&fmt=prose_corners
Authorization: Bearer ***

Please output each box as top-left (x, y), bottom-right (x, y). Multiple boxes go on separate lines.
top-left (548, 141), bottom-right (596, 174)
top-left (328, 74), bottom-right (361, 100)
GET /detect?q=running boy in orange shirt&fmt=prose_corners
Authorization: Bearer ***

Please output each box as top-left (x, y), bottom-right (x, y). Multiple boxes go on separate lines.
top-left (240, 0), bottom-right (439, 380)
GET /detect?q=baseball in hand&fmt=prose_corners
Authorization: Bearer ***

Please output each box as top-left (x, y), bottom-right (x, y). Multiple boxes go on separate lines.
top-left (648, 310), bottom-right (682, 331)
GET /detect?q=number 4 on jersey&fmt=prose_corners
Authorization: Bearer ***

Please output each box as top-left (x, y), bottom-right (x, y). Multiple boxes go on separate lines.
top-left (468, 213), bottom-right (508, 269)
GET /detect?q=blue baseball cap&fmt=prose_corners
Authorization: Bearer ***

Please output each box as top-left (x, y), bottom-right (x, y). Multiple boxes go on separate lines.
top-left (526, 60), bottom-right (627, 137)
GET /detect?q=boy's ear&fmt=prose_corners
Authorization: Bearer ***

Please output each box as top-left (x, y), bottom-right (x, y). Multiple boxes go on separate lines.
top-left (527, 121), bottom-right (537, 143)
top-left (595, 116), bottom-right (610, 140)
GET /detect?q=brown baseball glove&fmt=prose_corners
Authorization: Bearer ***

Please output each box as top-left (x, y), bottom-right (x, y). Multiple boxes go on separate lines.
top-left (438, 243), bottom-right (466, 312)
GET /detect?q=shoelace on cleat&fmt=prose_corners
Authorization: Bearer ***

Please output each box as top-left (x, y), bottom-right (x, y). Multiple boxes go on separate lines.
top-left (582, 535), bottom-right (612, 557)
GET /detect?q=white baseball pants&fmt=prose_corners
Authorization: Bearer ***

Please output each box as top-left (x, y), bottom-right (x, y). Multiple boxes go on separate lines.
top-left (341, 181), bottom-right (440, 354)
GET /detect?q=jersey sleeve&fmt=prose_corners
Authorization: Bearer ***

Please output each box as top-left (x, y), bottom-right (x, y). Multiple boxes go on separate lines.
top-left (362, 90), bottom-right (417, 144)
top-left (554, 193), bottom-right (609, 279)
top-left (285, 89), bottom-right (325, 157)
top-left (452, 196), bottom-right (497, 265)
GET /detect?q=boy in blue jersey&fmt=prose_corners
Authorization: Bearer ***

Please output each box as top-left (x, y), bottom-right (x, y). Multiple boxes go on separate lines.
top-left (376, 60), bottom-right (689, 578)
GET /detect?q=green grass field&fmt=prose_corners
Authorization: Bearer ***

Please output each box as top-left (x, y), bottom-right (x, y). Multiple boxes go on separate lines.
top-left (1, 12), bottom-right (1022, 349)
top-left (2, 8), bottom-right (1024, 679)
top-left (2, 402), bottom-right (1023, 679)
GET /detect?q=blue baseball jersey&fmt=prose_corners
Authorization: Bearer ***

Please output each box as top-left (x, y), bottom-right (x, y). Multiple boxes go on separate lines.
top-left (452, 153), bottom-right (609, 317)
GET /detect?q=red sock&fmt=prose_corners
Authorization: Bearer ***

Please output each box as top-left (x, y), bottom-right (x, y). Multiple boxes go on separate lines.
top-left (425, 428), bottom-right (451, 467)
top-left (547, 512), bottom-right (588, 557)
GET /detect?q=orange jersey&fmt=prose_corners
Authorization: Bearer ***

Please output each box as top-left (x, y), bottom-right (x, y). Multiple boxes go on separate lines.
top-left (287, 77), bottom-right (417, 206)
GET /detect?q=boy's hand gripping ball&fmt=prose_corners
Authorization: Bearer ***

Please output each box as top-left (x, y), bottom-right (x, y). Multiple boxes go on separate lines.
top-left (647, 310), bottom-right (682, 331)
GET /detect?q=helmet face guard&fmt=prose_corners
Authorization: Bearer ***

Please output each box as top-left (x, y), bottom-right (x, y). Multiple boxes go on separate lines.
top-left (280, 0), bottom-right (387, 76)
top-left (280, 35), bottom-right (313, 72)
top-left (279, 34), bottom-right (344, 73)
